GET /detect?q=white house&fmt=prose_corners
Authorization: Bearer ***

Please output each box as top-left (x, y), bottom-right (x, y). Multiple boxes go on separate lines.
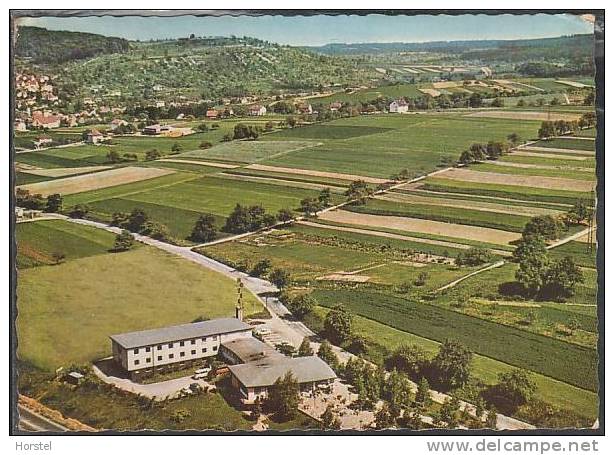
top-left (248, 105), bottom-right (267, 116)
top-left (389, 99), bottom-right (409, 113)
top-left (86, 129), bottom-right (105, 144)
top-left (110, 318), bottom-right (253, 381)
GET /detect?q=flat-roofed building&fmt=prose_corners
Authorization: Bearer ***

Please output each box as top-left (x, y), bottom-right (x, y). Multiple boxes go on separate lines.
top-left (110, 318), bottom-right (252, 381)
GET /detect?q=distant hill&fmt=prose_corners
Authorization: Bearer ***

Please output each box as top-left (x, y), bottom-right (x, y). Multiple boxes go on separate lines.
top-left (15, 26), bottom-right (131, 64)
top-left (308, 34), bottom-right (594, 63)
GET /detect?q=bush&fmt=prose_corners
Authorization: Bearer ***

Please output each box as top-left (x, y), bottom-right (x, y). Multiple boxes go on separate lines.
top-left (455, 248), bottom-right (494, 266)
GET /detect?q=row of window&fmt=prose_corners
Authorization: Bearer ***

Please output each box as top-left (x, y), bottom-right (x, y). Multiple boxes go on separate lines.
top-left (133, 336), bottom-right (218, 355)
top-left (133, 346), bottom-right (217, 366)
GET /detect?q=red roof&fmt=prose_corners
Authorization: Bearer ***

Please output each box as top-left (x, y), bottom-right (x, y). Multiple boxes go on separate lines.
top-left (32, 112), bottom-right (60, 125)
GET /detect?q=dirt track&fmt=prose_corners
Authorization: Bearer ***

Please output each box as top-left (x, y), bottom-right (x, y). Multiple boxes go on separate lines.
top-left (18, 166), bottom-right (175, 196)
top-left (436, 167), bottom-right (595, 192)
top-left (315, 210), bottom-right (520, 246)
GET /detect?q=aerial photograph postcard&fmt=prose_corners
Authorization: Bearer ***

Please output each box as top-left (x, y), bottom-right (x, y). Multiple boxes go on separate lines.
top-left (11, 10), bottom-right (602, 434)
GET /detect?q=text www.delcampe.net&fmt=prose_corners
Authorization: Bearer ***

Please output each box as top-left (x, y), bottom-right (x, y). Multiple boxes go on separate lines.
top-left (426, 439), bottom-right (599, 454)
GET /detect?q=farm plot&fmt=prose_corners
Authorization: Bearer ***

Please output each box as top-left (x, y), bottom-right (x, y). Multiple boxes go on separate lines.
top-left (377, 191), bottom-right (562, 216)
top-left (17, 166), bottom-right (176, 197)
top-left (435, 167), bottom-right (595, 192)
top-left (318, 209), bottom-right (521, 245)
top-left (510, 151), bottom-right (594, 162)
top-left (464, 110), bottom-right (581, 122)
top-left (176, 140), bottom-right (319, 164)
top-left (533, 138), bottom-right (595, 152)
top-left (260, 114), bottom-right (541, 178)
top-left (312, 289), bottom-right (598, 392)
top-left (245, 164), bottom-right (389, 184)
top-left (469, 162), bottom-right (596, 181)
top-left (19, 165), bottom-right (112, 178)
top-left (418, 177), bottom-right (593, 205)
top-left (520, 146), bottom-right (594, 157)
top-left (485, 159), bottom-right (595, 174)
top-left (270, 125), bottom-right (393, 140)
top-left (346, 198), bottom-right (531, 233)
top-left (156, 158), bottom-right (239, 169)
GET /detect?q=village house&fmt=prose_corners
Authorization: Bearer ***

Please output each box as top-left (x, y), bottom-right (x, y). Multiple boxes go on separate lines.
top-left (14, 120), bottom-right (27, 132)
top-left (248, 105), bottom-right (267, 116)
top-left (31, 111), bottom-right (61, 129)
top-left (142, 124), bottom-right (163, 135)
top-left (389, 99), bottom-right (409, 113)
top-left (296, 103), bottom-right (313, 114)
top-left (110, 119), bottom-right (128, 131)
top-left (329, 101), bottom-right (342, 112)
top-left (206, 109), bottom-right (219, 119)
top-left (86, 129), bottom-right (105, 144)
top-left (33, 136), bottom-right (53, 148)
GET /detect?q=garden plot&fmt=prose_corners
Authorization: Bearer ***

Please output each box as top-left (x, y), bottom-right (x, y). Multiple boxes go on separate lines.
top-left (376, 192), bottom-right (561, 217)
top-left (176, 140), bottom-right (319, 164)
top-left (246, 164), bottom-right (389, 184)
top-left (19, 165), bottom-right (112, 178)
top-left (18, 166), bottom-right (175, 197)
top-left (418, 88), bottom-right (441, 97)
top-left (436, 167), bottom-right (595, 192)
top-left (464, 110), bottom-right (581, 122)
top-left (318, 210), bottom-right (521, 245)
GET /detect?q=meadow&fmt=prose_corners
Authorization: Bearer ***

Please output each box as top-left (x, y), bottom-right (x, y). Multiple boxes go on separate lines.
top-left (16, 221), bottom-right (262, 370)
top-left (534, 138), bottom-right (595, 152)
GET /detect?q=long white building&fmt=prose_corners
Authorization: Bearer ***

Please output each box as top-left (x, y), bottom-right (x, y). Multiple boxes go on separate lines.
top-left (110, 318), bottom-right (252, 380)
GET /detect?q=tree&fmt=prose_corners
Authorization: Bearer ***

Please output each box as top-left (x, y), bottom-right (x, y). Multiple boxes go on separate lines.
top-left (16, 189), bottom-right (45, 210)
top-left (540, 256), bottom-right (584, 299)
top-left (223, 204), bottom-right (275, 234)
top-left (277, 208), bottom-right (294, 222)
top-left (347, 335), bottom-right (369, 355)
top-left (287, 294), bottom-right (316, 319)
top-left (113, 230), bottom-right (134, 252)
top-left (523, 215), bottom-right (564, 241)
top-left (269, 268), bottom-right (290, 289)
top-left (538, 121), bottom-right (556, 139)
top-left (434, 396), bottom-right (460, 428)
top-left (68, 204), bottom-right (90, 219)
top-left (384, 370), bottom-right (414, 413)
top-left (513, 235), bottom-right (549, 296)
top-left (140, 220), bottom-right (170, 241)
top-left (507, 133), bottom-right (521, 146)
top-left (566, 200), bottom-right (592, 225)
top-left (319, 404), bottom-right (341, 430)
top-left (385, 344), bottom-right (428, 378)
top-left (455, 247), bottom-right (494, 266)
top-left (51, 251), bottom-right (66, 264)
top-left (468, 92), bottom-right (483, 108)
top-left (106, 150), bottom-right (121, 163)
top-left (199, 141), bottom-right (213, 149)
top-left (317, 340), bottom-right (338, 370)
top-left (414, 271), bottom-right (429, 287)
top-left (125, 208), bottom-right (149, 232)
top-left (493, 369), bottom-right (537, 408)
top-left (298, 337), bottom-right (314, 356)
top-left (415, 377), bottom-right (432, 408)
top-left (45, 193), bottom-right (62, 213)
top-left (345, 180), bottom-right (372, 205)
top-left (429, 339), bottom-right (473, 390)
top-left (171, 142), bottom-right (181, 152)
top-left (190, 213), bottom-right (217, 242)
top-left (145, 149), bottom-right (162, 161)
top-left (276, 342), bottom-right (296, 357)
top-left (375, 402), bottom-right (396, 429)
top-left (324, 304), bottom-right (353, 344)
top-left (486, 406), bottom-right (498, 429)
top-left (299, 197), bottom-right (321, 216)
top-left (318, 187), bottom-right (332, 207)
top-left (251, 259), bottom-right (271, 277)
top-left (491, 97), bottom-right (504, 107)
top-left (266, 372), bottom-right (300, 421)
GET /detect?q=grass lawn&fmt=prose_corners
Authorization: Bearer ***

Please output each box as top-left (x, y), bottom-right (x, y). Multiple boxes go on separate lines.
top-left (575, 128), bottom-right (596, 138)
top-left (549, 240), bottom-right (597, 269)
top-left (17, 245), bottom-right (262, 371)
top-left (500, 154), bottom-right (596, 169)
top-left (259, 114), bottom-right (541, 179)
top-left (311, 289), bottom-right (598, 391)
top-left (346, 198), bottom-right (530, 233)
top-left (316, 308), bottom-right (597, 421)
top-left (16, 220), bottom-right (121, 268)
top-left (15, 171), bottom-right (54, 186)
top-left (176, 140), bottom-right (320, 164)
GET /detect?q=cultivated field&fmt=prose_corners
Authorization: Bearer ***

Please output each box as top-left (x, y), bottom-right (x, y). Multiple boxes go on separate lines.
top-left (246, 163), bottom-right (389, 184)
top-left (18, 166), bottom-right (175, 197)
top-left (464, 110), bottom-right (582, 121)
top-left (19, 165), bottom-right (112, 177)
top-left (176, 140), bottom-right (320, 164)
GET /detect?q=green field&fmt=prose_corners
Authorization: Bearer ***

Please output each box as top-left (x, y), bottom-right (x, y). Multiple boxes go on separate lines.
top-left (312, 288), bottom-right (598, 391)
top-left (534, 138), bottom-right (595, 152)
top-left (576, 128), bottom-right (596, 138)
top-left (17, 239), bottom-right (262, 370)
top-left (471, 162), bottom-right (595, 181)
top-left (323, 309), bottom-right (597, 421)
top-left (314, 83), bottom-right (424, 104)
top-left (549, 240), bottom-right (597, 269)
top-left (16, 219), bottom-right (121, 268)
top-left (500, 154), bottom-right (595, 169)
top-left (15, 171), bottom-right (55, 186)
top-left (346, 198), bottom-right (531, 232)
top-left (176, 140), bottom-right (320, 163)
top-left (421, 177), bottom-right (593, 205)
top-left (258, 114), bottom-right (541, 178)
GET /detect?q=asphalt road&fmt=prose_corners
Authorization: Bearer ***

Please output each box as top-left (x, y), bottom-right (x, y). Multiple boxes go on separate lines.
top-left (17, 405), bottom-right (67, 432)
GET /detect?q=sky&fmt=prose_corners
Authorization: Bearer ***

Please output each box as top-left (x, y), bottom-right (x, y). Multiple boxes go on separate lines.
top-left (18, 13), bottom-right (594, 46)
